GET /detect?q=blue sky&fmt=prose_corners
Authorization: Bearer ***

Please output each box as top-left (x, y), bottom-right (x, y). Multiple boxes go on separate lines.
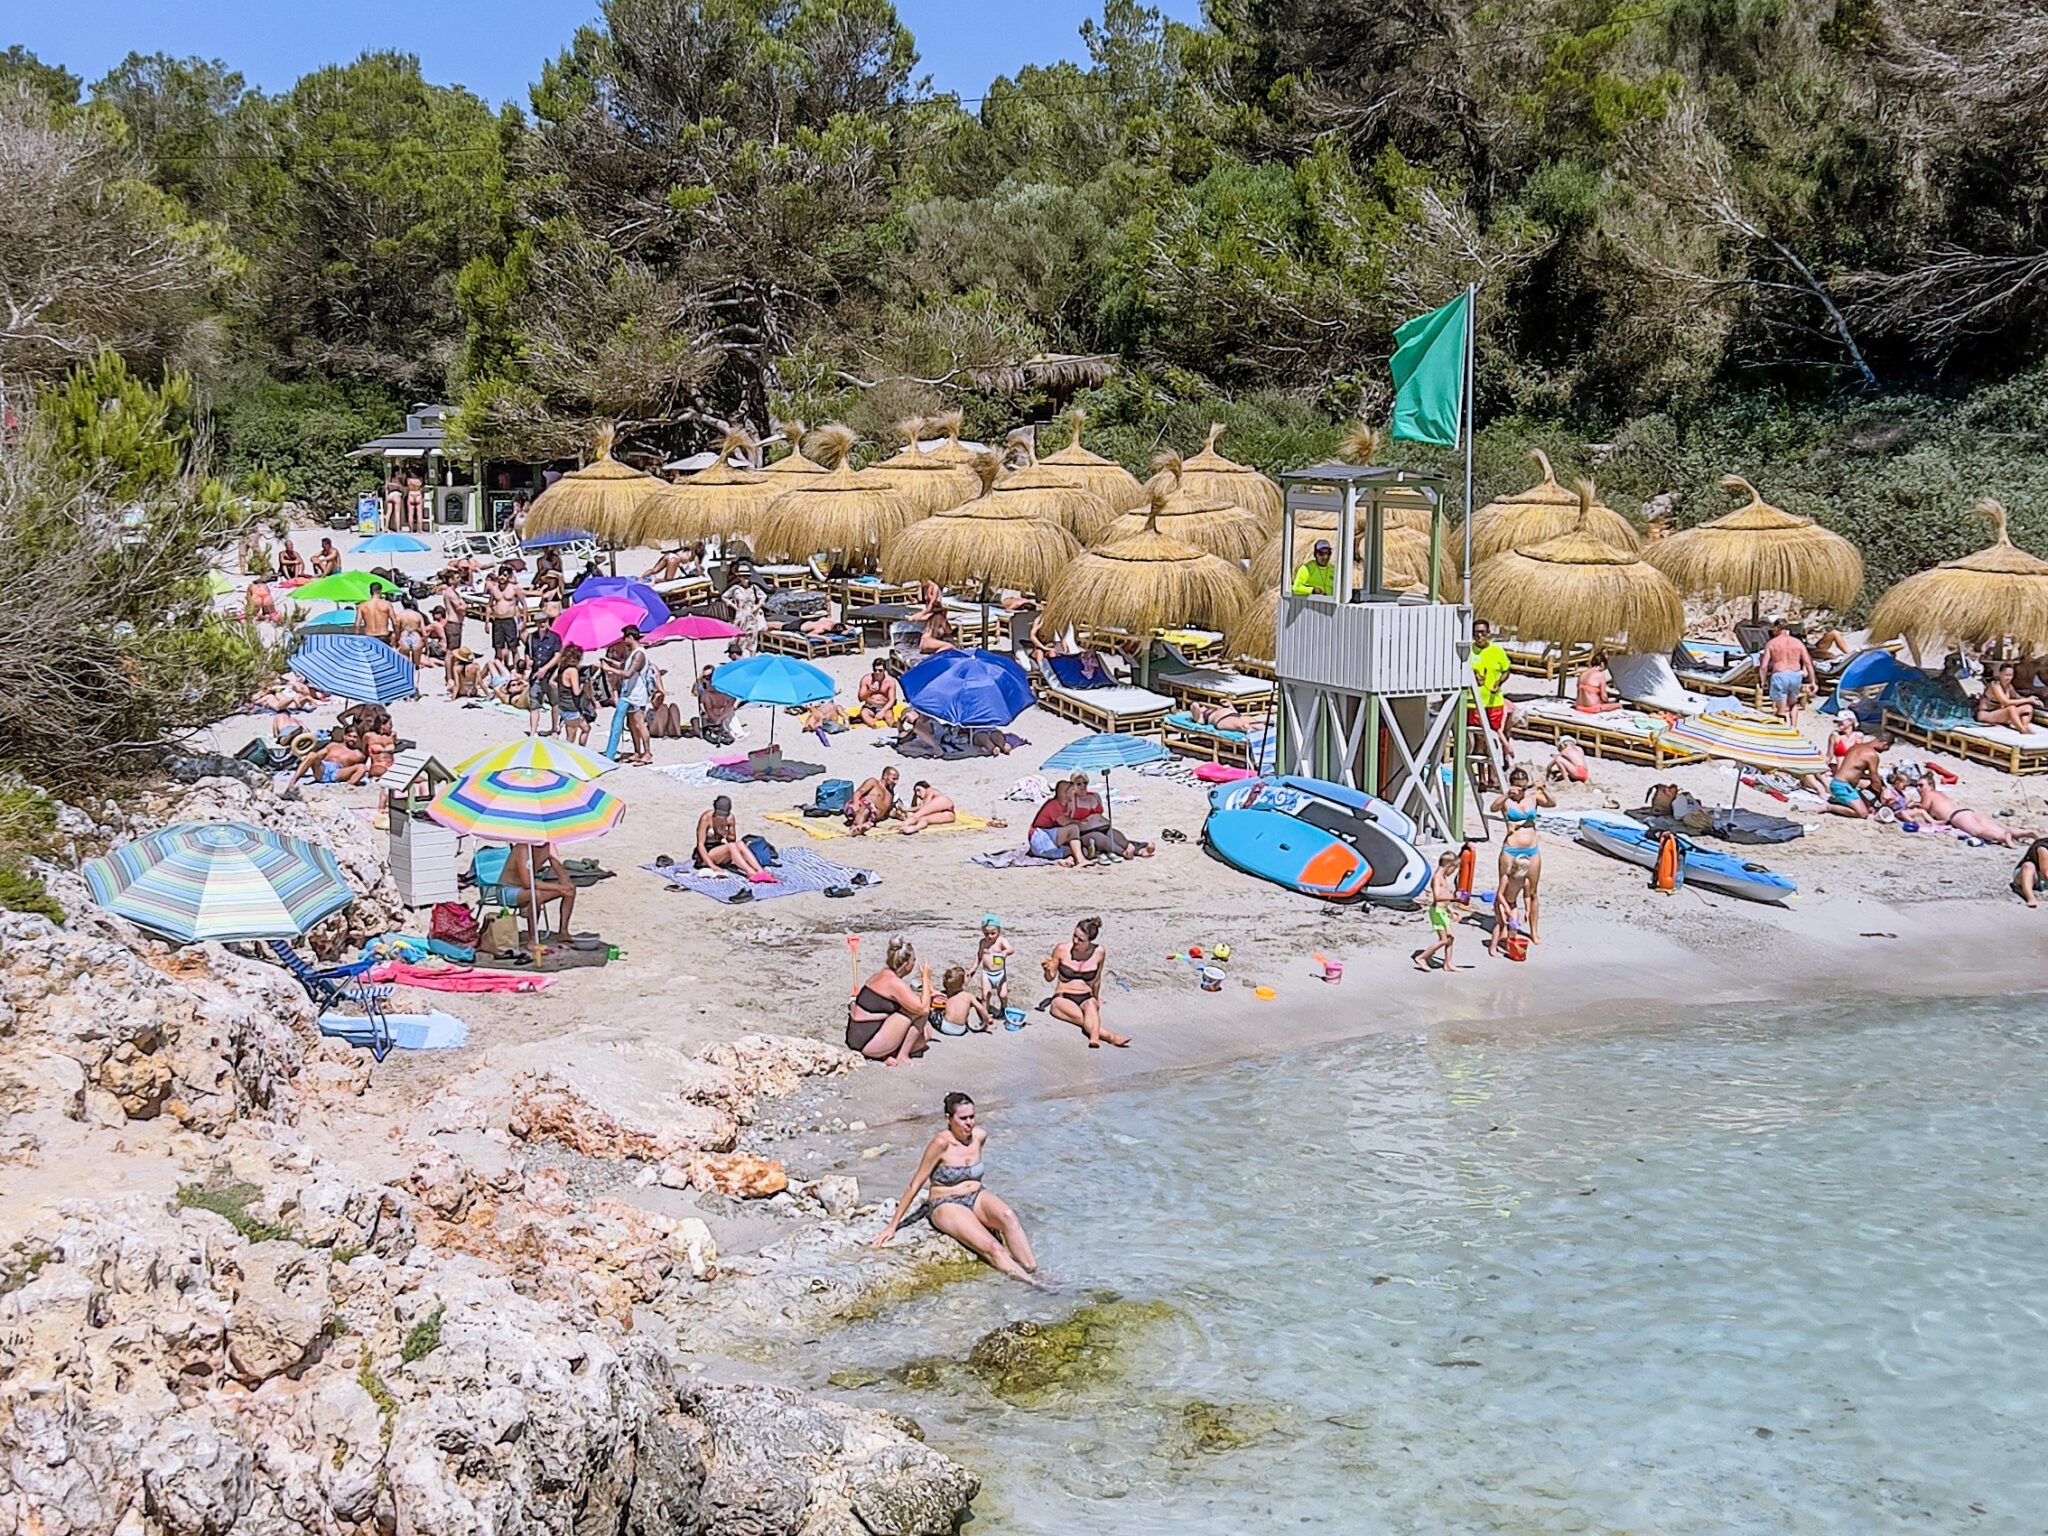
top-left (10, 0), bottom-right (1207, 106)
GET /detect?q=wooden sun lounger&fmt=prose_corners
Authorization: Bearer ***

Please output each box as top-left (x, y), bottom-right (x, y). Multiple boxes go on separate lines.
top-left (1034, 682), bottom-right (1172, 736)
top-left (760, 628), bottom-right (861, 659)
top-left (1142, 642), bottom-right (1273, 707)
top-left (1881, 708), bottom-right (2048, 776)
top-left (1512, 699), bottom-right (1708, 768)
top-left (1162, 712), bottom-right (1270, 768)
top-left (1675, 657), bottom-right (1765, 707)
top-left (1502, 638), bottom-right (1596, 682)
top-left (650, 575), bottom-right (713, 608)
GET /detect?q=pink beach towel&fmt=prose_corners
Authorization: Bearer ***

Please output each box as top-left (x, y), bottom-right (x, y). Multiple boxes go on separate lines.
top-left (369, 961), bottom-right (557, 994)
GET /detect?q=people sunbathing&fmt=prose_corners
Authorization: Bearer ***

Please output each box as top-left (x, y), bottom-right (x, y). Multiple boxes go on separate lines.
top-left (1184, 700), bottom-right (1265, 735)
top-left (1892, 766), bottom-right (2023, 846)
top-left (1977, 663), bottom-right (2042, 733)
top-left (898, 781), bottom-right (956, 835)
top-left (1824, 732), bottom-right (1891, 817)
top-left (856, 660), bottom-right (903, 727)
top-left (847, 767), bottom-right (901, 835)
top-left (1573, 651), bottom-right (1623, 714)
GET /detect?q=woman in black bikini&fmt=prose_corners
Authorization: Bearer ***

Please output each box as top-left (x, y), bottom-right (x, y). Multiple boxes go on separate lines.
top-left (872, 1092), bottom-right (1048, 1287)
top-left (846, 937), bottom-right (935, 1064)
top-left (1044, 916), bottom-right (1128, 1048)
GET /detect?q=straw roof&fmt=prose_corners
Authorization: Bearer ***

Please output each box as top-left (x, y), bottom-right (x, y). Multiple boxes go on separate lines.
top-left (1464, 450), bottom-right (1639, 563)
top-left (1866, 499), bottom-right (2048, 652)
top-left (1229, 585), bottom-right (1280, 667)
top-left (522, 424), bottom-right (664, 542)
top-left (920, 410), bottom-right (977, 470)
top-left (1180, 423), bottom-right (1284, 522)
top-left (881, 452), bottom-right (1083, 595)
top-left (1643, 475), bottom-right (1863, 612)
top-left (749, 425), bottom-right (921, 564)
top-left (759, 419), bottom-right (827, 479)
top-left (866, 416), bottom-right (980, 514)
top-left (1100, 455), bottom-right (1267, 561)
top-left (632, 430), bottom-right (782, 544)
top-left (984, 436), bottom-right (1117, 542)
top-left (1470, 482), bottom-right (1685, 652)
top-left (1033, 410), bottom-right (1149, 513)
top-left (1041, 507), bottom-right (1257, 638)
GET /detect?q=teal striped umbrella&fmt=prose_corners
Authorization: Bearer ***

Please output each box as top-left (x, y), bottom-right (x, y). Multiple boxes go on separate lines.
top-left (82, 821), bottom-right (355, 943)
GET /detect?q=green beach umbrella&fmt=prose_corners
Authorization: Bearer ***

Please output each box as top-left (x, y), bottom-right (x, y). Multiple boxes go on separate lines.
top-left (82, 821), bottom-right (355, 944)
top-left (292, 571), bottom-right (399, 604)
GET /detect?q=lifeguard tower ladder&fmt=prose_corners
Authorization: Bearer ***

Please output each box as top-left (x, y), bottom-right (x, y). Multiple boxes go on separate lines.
top-left (1270, 462), bottom-right (1476, 843)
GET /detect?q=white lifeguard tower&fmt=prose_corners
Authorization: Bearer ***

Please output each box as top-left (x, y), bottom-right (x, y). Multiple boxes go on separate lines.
top-left (1269, 462), bottom-right (1475, 842)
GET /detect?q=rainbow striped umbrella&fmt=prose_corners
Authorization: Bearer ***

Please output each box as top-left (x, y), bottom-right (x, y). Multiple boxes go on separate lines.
top-left (427, 768), bottom-right (624, 845)
top-left (82, 821), bottom-right (354, 943)
top-left (453, 737), bottom-right (614, 781)
top-left (1663, 708), bottom-right (1826, 804)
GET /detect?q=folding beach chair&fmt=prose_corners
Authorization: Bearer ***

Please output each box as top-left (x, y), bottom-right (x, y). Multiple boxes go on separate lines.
top-left (266, 941), bottom-right (394, 1061)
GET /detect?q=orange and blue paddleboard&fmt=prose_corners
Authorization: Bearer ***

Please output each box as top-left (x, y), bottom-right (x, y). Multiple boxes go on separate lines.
top-left (1202, 808), bottom-right (1373, 901)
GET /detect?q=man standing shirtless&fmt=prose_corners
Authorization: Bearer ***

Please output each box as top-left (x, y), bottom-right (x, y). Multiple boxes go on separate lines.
top-left (354, 586), bottom-right (396, 644)
top-left (1761, 621), bottom-right (1817, 726)
top-left (485, 565), bottom-right (524, 666)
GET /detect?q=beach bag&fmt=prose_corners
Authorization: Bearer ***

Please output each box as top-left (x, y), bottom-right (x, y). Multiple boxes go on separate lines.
top-left (478, 912), bottom-right (522, 955)
top-left (813, 778), bottom-right (854, 813)
top-left (743, 833), bottom-right (779, 868)
top-left (429, 903), bottom-right (479, 946)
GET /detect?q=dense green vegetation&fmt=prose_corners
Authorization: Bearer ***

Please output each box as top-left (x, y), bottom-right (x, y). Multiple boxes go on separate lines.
top-left (6, 0), bottom-right (2048, 599)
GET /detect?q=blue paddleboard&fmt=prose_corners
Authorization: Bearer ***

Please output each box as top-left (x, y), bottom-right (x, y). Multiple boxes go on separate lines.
top-left (1203, 807), bottom-right (1374, 901)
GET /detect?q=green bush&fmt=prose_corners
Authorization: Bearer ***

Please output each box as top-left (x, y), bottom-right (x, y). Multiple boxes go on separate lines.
top-left (209, 369), bottom-right (403, 516)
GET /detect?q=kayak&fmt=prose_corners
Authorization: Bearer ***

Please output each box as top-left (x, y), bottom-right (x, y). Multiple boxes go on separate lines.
top-left (1577, 816), bottom-right (1797, 905)
top-left (1203, 808), bottom-right (1374, 901)
top-left (1207, 775), bottom-right (1430, 902)
top-left (1207, 774), bottom-right (1421, 843)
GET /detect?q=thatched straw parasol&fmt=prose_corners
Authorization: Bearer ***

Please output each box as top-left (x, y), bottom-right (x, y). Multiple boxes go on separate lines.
top-left (982, 434), bottom-right (1117, 542)
top-left (750, 425), bottom-right (920, 565)
top-left (522, 425), bottom-right (665, 542)
top-left (919, 410), bottom-right (978, 471)
top-left (1470, 482), bottom-right (1685, 655)
top-left (1229, 585), bottom-right (1280, 668)
top-left (1100, 455), bottom-right (1267, 561)
top-left (1867, 499), bottom-right (2048, 655)
top-left (759, 419), bottom-right (827, 480)
top-left (1033, 410), bottom-right (1149, 513)
top-left (632, 430), bottom-right (782, 545)
top-left (1041, 505), bottom-right (1256, 639)
top-left (866, 417), bottom-right (980, 514)
top-left (1180, 423), bottom-right (1284, 522)
top-left (1464, 451), bottom-right (1639, 564)
top-left (1643, 475), bottom-right (1863, 619)
top-left (882, 452), bottom-right (1082, 598)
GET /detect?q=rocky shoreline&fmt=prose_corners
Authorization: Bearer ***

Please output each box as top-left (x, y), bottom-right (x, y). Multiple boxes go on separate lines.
top-left (0, 777), bottom-right (982, 1534)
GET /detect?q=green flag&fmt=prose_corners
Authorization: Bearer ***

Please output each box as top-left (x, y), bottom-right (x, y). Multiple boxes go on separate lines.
top-left (1389, 290), bottom-right (1470, 447)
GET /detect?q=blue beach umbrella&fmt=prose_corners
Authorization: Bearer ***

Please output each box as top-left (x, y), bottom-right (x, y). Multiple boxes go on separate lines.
top-left (1042, 732), bottom-right (1169, 840)
top-left (288, 633), bottom-right (418, 704)
top-left (901, 648), bottom-right (1034, 728)
top-left (84, 821), bottom-right (355, 944)
top-left (300, 609), bottom-right (356, 628)
top-left (522, 528), bottom-right (595, 550)
top-left (571, 576), bottom-right (671, 629)
top-left (353, 532), bottom-right (431, 554)
top-left (712, 653), bottom-right (835, 750)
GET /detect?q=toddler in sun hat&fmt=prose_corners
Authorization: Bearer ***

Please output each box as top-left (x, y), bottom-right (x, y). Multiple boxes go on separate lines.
top-left (975, 914), bottom-right (1014, 1016)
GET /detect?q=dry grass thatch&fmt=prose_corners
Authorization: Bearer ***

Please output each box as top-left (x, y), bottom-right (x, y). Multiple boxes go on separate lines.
top-left (1463, 450), bottom-right (1639, 564)
top-left (920, 410), bottom-right (976, 469)
top-left (522, 424), bottom-right (664, 541)
top-left (1035, 410), bottom-right (1149, 512)
top-left (1228, 585), bottom-right (1280, 665)
top-left (867, 416), bottom-right (979, 514)
top-left (1041, 506), bottom-right (1256, 637)
top-left (881, 452), bottom-right (1083, 595)
top-left (1866, 499), bottom-right (2048, 652)
top-left (1101, 456), bottom-right (1268, 561)
top-left (632, 430), bottom-right (780, 543)
top-left (750, 424), bottom-right (920, 564)
top-left (759, 419), bottom-right (826, 478)
top-left (983, 434), bottom-right (1117, 541)
top-left (1180, 423), bottom-right (1285, 522)
top-left (1642, 475), bottom-right (1863, 611)
top-left (1470, 482), bottom-right (1685, 652)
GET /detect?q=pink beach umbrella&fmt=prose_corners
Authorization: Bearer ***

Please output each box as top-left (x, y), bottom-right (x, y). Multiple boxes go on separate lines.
top-left (551, 597), bottom-right (644, 650)
top-left (645, 613), bottom-right (744, 672)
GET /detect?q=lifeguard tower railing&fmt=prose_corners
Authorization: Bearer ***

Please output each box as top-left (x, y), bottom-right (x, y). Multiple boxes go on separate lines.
top-left (1271, 463), bottom-right (1474, 842)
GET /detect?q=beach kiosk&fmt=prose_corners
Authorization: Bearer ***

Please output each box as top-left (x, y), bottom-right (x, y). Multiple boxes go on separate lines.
top-left (378, 751), bottom-right (460, 906)
top-left (1268, 462), bottom-right (1474, 840)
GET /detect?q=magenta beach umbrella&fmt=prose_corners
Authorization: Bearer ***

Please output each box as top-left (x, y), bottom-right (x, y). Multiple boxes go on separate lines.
top-left (552, 596), bottom-right (644, 650)
top-left (645, 613), bottom-right (744, 671)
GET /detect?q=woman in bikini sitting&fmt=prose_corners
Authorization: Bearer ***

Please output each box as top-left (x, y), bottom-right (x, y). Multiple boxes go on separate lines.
top-left (1490, 766), bottom-right (1554, 944)
top-left (1978, 663), bottom-right (2043, 733)
top-left (275, 540), bottom-right (306, 580)
top-left (695, 794), bottom-right (772, 879)
top-left (846, 937), bottom-right (936, 1065)
top-left (1044, 916), bottom-right (1128, 1047)
top-left (872, 1092), bottom-right (1049, 1288)
top-left (1573, 651), bottom-right (1624, 713)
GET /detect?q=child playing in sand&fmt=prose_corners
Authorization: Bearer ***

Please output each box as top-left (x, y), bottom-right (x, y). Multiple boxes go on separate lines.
top-left (933, 967), bottom-right (995, 1035)
top-left (1490, 867), bottom-right (1530, 959)
top-left (1413, 852), bottom-right (1469, 972)
top-left (975, 914), bottom-right (1014, 1016)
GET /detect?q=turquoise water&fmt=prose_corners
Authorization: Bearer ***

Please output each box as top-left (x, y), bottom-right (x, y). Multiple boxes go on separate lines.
top-left (806, 996), bottom-right (2048, 1533)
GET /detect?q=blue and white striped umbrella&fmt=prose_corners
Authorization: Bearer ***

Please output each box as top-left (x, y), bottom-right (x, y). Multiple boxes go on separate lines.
top-left (1042, 732), bottom-right (1169, 773)
top-left (83, 821), bottom-right (354, 943)
top-left (288, 633), bottom-right (418, 704)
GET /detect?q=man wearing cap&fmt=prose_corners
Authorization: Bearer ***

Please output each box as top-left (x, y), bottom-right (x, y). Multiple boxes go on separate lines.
top-left (1291, 538), bottom-right (1337, 597)
top-left (1468, 618), bottom-right (1515, 771)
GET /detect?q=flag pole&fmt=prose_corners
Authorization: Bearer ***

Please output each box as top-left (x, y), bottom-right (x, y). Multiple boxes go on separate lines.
top-left (1462, 280), bottom-right (1477, 590)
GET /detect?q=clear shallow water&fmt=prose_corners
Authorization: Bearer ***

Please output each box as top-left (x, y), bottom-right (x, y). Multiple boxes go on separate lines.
top-left (798, 997), bottom-right (2048, 1533)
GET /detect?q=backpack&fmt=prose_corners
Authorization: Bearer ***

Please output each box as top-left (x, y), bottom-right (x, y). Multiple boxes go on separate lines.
top-left (743, 833), bottom-right (779, 868)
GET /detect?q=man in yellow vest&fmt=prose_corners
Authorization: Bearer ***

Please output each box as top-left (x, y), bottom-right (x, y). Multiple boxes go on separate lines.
top-left (1291, 539), bottom-right (1336, 597)
top-left (1467, 618), bottom-right (1514, 769)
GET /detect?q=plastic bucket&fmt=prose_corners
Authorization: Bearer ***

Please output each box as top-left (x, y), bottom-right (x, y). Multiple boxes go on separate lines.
top-left (1321, 959), bottom-right (1344, 983)
top-left (1199, 966), bottom-right (1225, 992)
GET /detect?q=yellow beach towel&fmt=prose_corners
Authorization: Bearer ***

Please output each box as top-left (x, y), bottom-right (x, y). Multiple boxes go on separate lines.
top-left (764, 809), bottom-right (992, 841)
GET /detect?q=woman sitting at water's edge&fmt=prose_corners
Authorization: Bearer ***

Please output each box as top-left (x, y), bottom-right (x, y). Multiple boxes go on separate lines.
top-left (847, 936), bottom-right (935, 1065)
top-left (873, 1093), bottom-right (1051, 1289)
